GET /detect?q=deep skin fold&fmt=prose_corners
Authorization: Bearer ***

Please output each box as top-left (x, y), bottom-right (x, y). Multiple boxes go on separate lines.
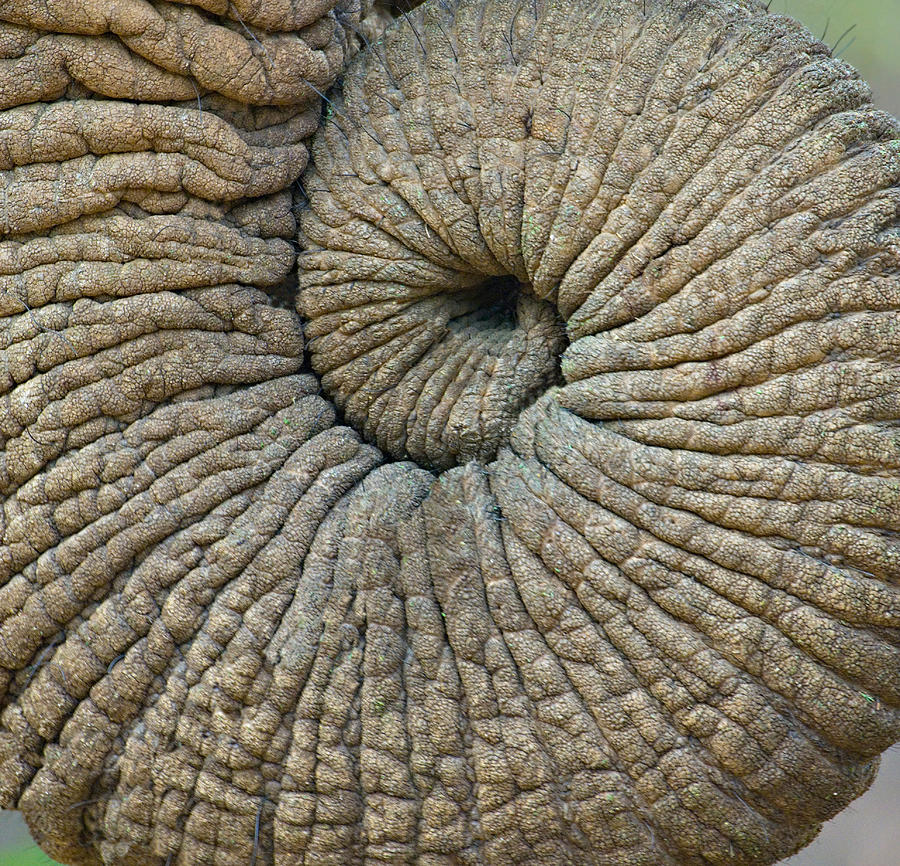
top-left (0, 0), bottom-right (898, 865)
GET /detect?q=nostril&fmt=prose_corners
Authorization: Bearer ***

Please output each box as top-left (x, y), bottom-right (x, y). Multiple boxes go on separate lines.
top-left (298, 264), bottom-right (567, 469)
top-left (447, 274), bottom-right (521, 332)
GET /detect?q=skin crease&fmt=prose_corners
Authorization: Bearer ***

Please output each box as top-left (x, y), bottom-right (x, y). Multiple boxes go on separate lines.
top-left (0, 0), bottom-right (898, 865)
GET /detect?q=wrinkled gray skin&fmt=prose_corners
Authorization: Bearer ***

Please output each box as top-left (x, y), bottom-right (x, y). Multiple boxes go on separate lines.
top-left (1, 0), bottom-right (899, 865)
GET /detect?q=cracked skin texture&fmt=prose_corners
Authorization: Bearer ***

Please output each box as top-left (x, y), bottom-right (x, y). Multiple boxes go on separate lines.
top-left (0, 0), bottom-right (899, 863)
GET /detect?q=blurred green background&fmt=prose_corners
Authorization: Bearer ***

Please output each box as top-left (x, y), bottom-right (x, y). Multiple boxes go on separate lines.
top-left (1, 0), bottom-right (898, 864)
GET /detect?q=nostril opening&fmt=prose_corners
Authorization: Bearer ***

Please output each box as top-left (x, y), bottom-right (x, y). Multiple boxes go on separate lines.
top-left (412, 274), bottom-right (568, 468)
top-left (299, 262), bottom-right (569, 470)
top-left (447, 275), bottom-right (527, 334)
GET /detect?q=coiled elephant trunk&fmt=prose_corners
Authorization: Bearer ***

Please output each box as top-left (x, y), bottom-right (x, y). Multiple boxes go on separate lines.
top-left (0, 1), bottom-right (898, 864)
